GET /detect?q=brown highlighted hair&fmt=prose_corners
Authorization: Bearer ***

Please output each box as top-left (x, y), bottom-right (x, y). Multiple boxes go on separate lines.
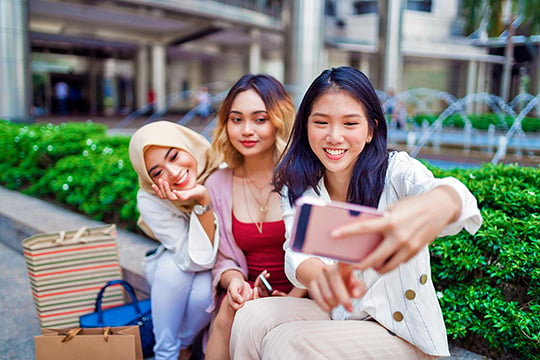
top-left (211, 74), bottom-right (294, 168)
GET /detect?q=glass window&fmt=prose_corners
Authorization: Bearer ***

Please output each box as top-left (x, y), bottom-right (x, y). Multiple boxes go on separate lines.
top-left (352, 0), bottom-right (378, 15)
top-left (406, 0), bottom-right (432, 12)
top-left (353, 0), bottom-right (432, 15)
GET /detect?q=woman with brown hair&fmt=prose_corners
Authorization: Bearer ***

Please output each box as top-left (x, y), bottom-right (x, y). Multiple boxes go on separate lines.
top-left (204, 74), bottom-right (305, 359)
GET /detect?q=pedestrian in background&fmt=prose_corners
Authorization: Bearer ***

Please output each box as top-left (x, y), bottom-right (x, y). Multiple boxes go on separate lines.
top-left (54, 80), bottom-right (69, 115)
top-left (195, 86), bottom-right (213, 119)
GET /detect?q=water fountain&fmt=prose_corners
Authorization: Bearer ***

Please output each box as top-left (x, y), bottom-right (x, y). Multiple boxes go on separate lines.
top-left (115, 84), bottom-right (539, 166)
top-left (382, 89), bottom-right (540, 166)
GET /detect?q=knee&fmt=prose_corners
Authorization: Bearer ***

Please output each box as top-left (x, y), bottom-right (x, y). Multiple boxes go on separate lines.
top-left (233, 299), bottom-right (260, 329)
top-left (232, 298), bottom-right (277, 338)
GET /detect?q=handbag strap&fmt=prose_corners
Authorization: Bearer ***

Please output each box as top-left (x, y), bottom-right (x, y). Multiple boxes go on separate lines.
top-left (95, 280), bottom-right (143, 325)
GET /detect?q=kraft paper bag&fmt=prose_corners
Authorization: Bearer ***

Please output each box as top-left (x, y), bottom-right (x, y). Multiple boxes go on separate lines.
top-left (35, 326), bottom-right (143, 360)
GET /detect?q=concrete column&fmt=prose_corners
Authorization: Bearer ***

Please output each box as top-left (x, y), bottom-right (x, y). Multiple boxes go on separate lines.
top-left (88, 58), bottom-right (98, 115)
top-left (103, 59), bottom-right (117, 116)
top-left (466, 60), bottom-right (478, 113)
top-left (249, 28), bottom-right (261, 74)
top-left (286, 0), bottom-right (324, 104)
top-left (383, 0), bottom-right (404, 92)
top-left (476, 61), bottom-right (487, 113)
top-left (0, 0), bottom-right (31, 122)
top-left (535, 46), bottom-right (540, 114)
top-left (151, 43), bottom-right (166, 113)
top-left (136, 46), bottom-right (149, 109)
top-left (189, 59), bottom-right (202, 92)
top-left (360, 54), bottom-right (371, 78)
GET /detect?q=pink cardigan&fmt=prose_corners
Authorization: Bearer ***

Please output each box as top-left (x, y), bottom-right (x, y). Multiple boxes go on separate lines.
top-left (205, 167), bottom-right (248, 311)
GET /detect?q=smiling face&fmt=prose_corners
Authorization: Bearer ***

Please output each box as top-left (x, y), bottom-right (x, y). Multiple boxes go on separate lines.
top-left (307, 91), bottom-right (373, 181)
top-left (143, 145), bottom-right (198, 191)
top-left (226, 89), bottom-right (277, 160)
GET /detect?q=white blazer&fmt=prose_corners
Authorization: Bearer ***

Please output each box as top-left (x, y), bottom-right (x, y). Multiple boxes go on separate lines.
top-left (282, 151), bottom-right (482, 357)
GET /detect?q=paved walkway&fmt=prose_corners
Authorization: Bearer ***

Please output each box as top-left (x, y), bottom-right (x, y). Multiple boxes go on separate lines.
top-left (0, 241), bottom-right (40, 359)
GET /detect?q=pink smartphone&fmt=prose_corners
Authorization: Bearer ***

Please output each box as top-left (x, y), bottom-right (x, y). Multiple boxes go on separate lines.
top-left (290, 196), bottom-right (383, 263)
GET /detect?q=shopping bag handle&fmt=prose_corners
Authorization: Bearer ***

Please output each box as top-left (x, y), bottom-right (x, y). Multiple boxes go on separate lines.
top-left (53, 226), bottom-right (88, 244)
top-left (61, 327), bottom-right (112, 342)
top-left (95, 280), bottom-right (143, 325)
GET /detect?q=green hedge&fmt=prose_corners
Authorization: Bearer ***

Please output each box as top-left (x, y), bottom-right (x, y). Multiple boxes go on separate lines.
top-left (0, 120), bottom-right (138, 230)
top-left (409, 113), bottom-right (540, 132)
top-left (427, 164), bottom-right (539, 359)
top-left (1, 120), bottom-right (538, 359)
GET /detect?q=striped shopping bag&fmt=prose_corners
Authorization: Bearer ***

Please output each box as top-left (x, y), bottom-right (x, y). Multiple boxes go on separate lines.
top-left (22, 224), bottom-right (124, 329)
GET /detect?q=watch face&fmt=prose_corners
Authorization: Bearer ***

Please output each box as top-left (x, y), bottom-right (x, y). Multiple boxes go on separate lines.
top-left (194, 204), bottom-right (210, 215)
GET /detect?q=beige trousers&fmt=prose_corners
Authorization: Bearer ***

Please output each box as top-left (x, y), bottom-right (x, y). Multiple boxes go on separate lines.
top-left (230, 297), bottom-right (436, 360)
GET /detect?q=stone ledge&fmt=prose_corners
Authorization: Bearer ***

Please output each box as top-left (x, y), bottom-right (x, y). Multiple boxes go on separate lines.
top-left (0, 186), bottom-right (155, 297)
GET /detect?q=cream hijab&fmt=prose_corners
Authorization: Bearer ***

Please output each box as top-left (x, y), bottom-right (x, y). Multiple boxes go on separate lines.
top-left (128, 121), bottom-right (215, 212)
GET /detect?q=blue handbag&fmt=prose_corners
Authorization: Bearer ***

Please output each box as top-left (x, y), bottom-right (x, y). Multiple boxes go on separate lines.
top-left (79, 279), bottom-right (155, 358)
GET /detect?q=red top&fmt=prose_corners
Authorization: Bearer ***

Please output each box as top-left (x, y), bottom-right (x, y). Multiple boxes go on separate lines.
top-left (232, 212), bottom-right (292, 294)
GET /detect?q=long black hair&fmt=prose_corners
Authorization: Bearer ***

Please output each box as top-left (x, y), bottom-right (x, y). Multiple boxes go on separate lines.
top-left (274, 66), bottom-right (388, 207)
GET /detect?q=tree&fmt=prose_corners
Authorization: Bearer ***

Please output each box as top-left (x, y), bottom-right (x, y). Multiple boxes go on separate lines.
top-left (462, 0), bottom-right (539, 101)
top-left (462, 0), bottom-right (540, 38)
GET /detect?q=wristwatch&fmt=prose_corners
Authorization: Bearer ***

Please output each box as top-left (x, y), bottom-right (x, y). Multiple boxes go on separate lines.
top-left (193, 204), bottom-right (212, 215)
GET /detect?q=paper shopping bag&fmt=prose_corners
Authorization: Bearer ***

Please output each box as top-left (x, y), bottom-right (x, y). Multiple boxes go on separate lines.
top-left (22, 224), bottom-right (124, 328)
top-left (35, 326), bottom-right (143, 360)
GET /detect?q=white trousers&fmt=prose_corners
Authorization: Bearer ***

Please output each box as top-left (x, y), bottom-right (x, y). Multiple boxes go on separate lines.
top-left (145, 248), bottom-right (212, 360)
top-left (230, 297), bottom-right (436, 360)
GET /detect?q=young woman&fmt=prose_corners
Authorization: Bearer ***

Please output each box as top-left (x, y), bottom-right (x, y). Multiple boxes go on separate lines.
top-left (204, 74), bottom-right (305, 360)
top-left (229, 67), bottom-right (483, 359)
top-left (128, 121), bottom-right (219, 360)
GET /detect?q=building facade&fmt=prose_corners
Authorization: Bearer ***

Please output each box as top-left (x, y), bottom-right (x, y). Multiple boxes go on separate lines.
top-left (1, 0), bottom-right (538, 121)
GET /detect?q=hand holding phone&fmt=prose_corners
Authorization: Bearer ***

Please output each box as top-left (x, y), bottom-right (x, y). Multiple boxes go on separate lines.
top-left (290, 197), bottom-right (383, 263)
top-left (253, 271), bottom-right (274, 298)
top-left (258, 273), bottom-right (273, 293)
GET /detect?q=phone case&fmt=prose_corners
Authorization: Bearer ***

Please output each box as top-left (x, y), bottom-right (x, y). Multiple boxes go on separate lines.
top-left (290, 196), bottom-right (383, 263)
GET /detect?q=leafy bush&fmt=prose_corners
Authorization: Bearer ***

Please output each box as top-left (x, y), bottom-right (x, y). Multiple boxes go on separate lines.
top-left (0, 120), bottom-right (138, 231)
top-left (428, 163), bottom-right (539, 359)
top-left (410, 113), bottom-right (540, 132)
top-left (0, 120), bottom-right (107, 189)
top-left (0, 120), bottom-right (538, 358)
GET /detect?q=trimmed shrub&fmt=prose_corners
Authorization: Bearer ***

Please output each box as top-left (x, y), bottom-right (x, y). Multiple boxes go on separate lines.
top-left (410, 113), bottom-right (540, 132)
top-left (428, 163), bottom-right (539, 359)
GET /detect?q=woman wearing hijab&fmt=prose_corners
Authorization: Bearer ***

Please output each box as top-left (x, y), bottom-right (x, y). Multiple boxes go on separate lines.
top-left (128, 121), bottom-right (220, 360)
